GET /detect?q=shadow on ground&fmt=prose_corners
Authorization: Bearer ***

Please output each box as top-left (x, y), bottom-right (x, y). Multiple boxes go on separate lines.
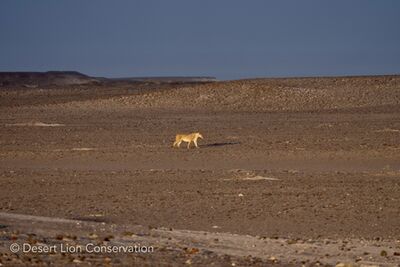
top-left (201, 141), bottom-right (241, 148)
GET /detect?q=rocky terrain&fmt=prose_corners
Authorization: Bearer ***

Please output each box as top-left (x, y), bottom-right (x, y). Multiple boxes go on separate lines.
top-left (0, 75), bottom-right (399, 266)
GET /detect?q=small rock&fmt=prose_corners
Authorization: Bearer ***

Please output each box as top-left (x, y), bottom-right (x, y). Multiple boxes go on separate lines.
top-left (122, 231), bottom-right (136, 237)
top-left (185, 248), bottom-right (199, 254)
top-left (88, 233), bottom-right (98, 239)
top-left (104, 235), bottom-right (113, 241)
top-left (268, 256), bottom-right (278, 263)
top-left (335, 263), bottom-right (356, 267)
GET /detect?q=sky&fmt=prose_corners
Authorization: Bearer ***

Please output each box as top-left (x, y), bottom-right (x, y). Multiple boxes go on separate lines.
top-left (0, 0), bottom-right (399, 80)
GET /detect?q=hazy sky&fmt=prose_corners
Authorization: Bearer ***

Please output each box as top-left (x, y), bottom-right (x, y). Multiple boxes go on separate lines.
top-left (1, 0), bottom-right (399, 80)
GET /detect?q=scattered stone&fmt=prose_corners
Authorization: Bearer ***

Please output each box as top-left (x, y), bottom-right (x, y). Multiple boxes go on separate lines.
top-left (268, 256), bottom-right (279, 263)
top-left (335, 263), bottom-right (356, 267)
top-left (88, 233), bottom-right (98, 239)
top-left (185, 248), bottom-right (199, 254)
top-left (122, 231), bottom-right (135, 237)
top-left (104, 235), bottom-right (113, 241)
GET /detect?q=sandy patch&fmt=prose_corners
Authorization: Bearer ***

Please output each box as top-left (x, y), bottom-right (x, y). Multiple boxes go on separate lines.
top-left (224, 175), bottom-right (280, 181)
top-left (71, 148), bottom-right (96, 151)
top-left (5, 122), bottom-right (65, 127)
top-left (375, 128), bottom-right (400, 133)
top-left (242, 175), bottom-right (280, 181)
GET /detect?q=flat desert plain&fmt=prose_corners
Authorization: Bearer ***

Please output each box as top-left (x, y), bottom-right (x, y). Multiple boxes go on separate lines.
top-left (0, 76), bottom-right (400, 266)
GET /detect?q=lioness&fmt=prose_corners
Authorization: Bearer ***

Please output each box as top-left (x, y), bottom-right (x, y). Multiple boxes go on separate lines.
top-left (173, 132), bottom-right (203, 149)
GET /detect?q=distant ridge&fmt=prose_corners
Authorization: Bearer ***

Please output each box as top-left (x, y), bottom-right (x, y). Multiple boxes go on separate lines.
top-left (106, 76), bottom-right (217, 83)
top-left (0, 71), bottom-right (99, 87)
top-left (0, 71), bottom-right (216, 87)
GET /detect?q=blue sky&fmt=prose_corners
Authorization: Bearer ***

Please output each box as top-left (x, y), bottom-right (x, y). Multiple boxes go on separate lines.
top-left (1, 0), bottom-right (399, 80)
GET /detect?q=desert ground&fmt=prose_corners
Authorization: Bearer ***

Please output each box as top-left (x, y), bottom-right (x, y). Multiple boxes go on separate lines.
top-left (0, 74), bottom-right (400, 266)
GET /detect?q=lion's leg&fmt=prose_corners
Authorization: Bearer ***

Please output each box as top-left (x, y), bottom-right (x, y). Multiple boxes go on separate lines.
top-left (173, 140), bottom-right (178, 147)
top-left (194, 140), bottom-right (198, 148)
top-left (177, 140), bottom-right (182, 148)
top-left (187, 141), bottom-right (191, 149)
